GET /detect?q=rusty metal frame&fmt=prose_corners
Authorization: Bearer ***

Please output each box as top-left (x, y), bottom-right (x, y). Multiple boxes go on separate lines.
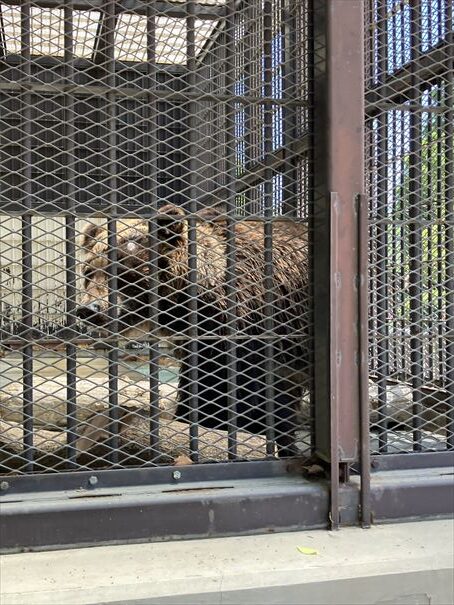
top-left (1, 460), bottom-right (452, 552)
top-left (312, 0), bottom-right (365, 528)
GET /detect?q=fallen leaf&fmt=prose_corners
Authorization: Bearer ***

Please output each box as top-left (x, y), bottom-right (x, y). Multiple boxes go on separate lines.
top-left (173, 454), bottom-right (193, 466)
top-left (297, 546), bottom-right (318, 556)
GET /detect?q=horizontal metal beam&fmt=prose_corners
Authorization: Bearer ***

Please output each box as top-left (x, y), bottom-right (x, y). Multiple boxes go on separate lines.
top-left (366, 42), bottom-right (452, 112)
top-left (0, 81), bottom-right (307, 107)
top-left (368, 468), bottom-right (454, 522)
top-left (0, 0), bottom-right (225, 19)
top-left (0, 460), bottom-right (298, 495)
top-left (1, 463), bottom-right (452, 552)
top-left (0, 201), bottom-right (311, 219)
top-left (198, 135), bottom-right (312, 207)
top-left (371, 452), bottom-right (454, 472)
top-left (0, 54), bottom-right (185, 74)
top-left (0, 464), bottom-right (330, 552)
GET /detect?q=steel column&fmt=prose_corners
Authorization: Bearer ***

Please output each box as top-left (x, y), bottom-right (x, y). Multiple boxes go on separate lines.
top-left (312, 0), bottom-right (365, 527)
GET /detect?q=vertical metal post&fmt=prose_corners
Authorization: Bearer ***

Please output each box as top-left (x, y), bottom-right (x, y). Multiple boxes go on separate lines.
top-left (282, 0), bottom-right (298, 216)
top-left (186, 0), bottom-right (199, 462)
top-left (263, 0), bottom-right (276, 456)
top-left (329, 192), bottom-right (341, 528)
top-left (64, 2), bottom-right (78, 468)
top-left (20, 1), bottom-right (34, 472)
top-left (408, 0), bottom-right (423, 452)
top-left (358, 194), bottom-right (371, 528)
top-left (376, 0), bottom-right (389, 453)
top-left (224, 0), bottom-right (239, 460)
top-left (398, 112), bottom-right (407, 379)
top-left (313, 0), bottom-right (365, 526)
top-left (445, 6), bottom-right (453, 449)
top-left (306, 0), bottom-right (316, 454)
top-left (104, 0), bottom-right (120, 462)
top-left (243, 2), bottom-right (254, 215)
top-left (436, 85), bottom-right (445, 381)
top-left (146, 3), bottom-right (161, 462)
top-left (426, 89), bottom-right (434, 383)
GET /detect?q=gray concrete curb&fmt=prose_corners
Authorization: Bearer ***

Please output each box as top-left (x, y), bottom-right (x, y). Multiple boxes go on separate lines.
top-left (1, 520), bottom-right (453, 605)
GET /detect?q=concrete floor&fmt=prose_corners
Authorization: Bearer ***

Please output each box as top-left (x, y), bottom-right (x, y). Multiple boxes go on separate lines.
top-left (1, 519), bottom-right (453, 605)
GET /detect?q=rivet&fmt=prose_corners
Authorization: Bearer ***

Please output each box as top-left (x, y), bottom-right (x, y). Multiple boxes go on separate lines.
top-left (88, 475), bottom-right (98, 486)
top-left (172, 470), bottom-right (182, 481)
top-left (0, 481), bottom-right (9, 491)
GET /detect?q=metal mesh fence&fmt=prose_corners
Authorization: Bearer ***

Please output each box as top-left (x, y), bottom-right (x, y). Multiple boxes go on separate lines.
top-left (365, 0), bottom-right (453, 455)
top-left (0, 1), bottom-right (314, 474)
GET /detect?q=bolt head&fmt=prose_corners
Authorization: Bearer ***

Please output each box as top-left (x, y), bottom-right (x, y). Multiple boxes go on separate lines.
top-left (0, 481), bottom-right (9, 491)
top-left (172, 470), bottom-right (182, 481)
top-left (88, 475), bottom-right (98, 486)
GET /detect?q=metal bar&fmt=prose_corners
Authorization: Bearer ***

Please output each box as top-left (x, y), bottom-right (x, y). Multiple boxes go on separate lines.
top-left (358, 193), bottom-right (371, 528)
top-left (311, 1), bottom-right (331, 462)
top-left (365, 40), bottom-right (451, 108)
top-left (408, 0), bottom-right (424, 451)
top-left (398, 110), bottom-right (407, 375)
top-left (224, 0), bottom-right (238, 460)
top-left (391, 0), bottom-right (397, 76)
top-left (436, 84), bottom-right (445, 381)
top-left (0, 476), bottom-right (331, 553)
top-left (263, 0), bottom-right (276, 457)
top-left (424, 88), bottom-right (438, 383)
top-left (146, 2), bottom-right (161, 462)
top-left (368, 468), bottom-right (454, 522)
top-left (0, 82), bottom-right (308, 108)
top-left (0, 204), bottom-right (311, 222)
top-left (367, 102), bottom-right (450, 114)
top-left (445, 11), bottom-right (454, 449)
top-left (313, 0), bottom-right (364, 468)
top-left (312, 0), bottom-right (364, 524)
top-left (371, 450), bottom-right (454, 471)
top-left (186, 0), bottom-right (199, 462)
top-left (329, 0), bottom-right (365, 462)
top-left (329, 192), bottom-right (341, 529)
top-left (0, 0), bottom-right (225, 19)
top-left (20, 0), bottom-right (34, 473)
top-left (0, 54), bottom-right (185, 75)
top-left (306, 0), bottom-right (316, 455)
top-left (0, 459), bottom-right (303, 494)
top-left (104, 0), bottom-right (120, 463)
top-left (389, 109), bottom-right (397, 379)
top-left (376, 0), bottom-right (389, 453)
top-left (64, 1), bottom-right (78, 468)
top-left (242, 2), bottom-right (254, 214)
top-left (281, 0), bottom-right (298, 216)
top-left (367, 118), bottom-right (377, 379)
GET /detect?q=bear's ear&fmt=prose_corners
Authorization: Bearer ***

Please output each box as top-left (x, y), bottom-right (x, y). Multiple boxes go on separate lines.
top-left (158, 204), bottom-right (186, 246)
top-left (80, 223), bottom-right (105, 252)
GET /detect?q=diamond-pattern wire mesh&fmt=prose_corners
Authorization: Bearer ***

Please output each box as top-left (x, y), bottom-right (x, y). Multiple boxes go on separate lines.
top-left (0, 1), bottom-right (314, 474)
top-left (365, 0), bottom-right (453, 455)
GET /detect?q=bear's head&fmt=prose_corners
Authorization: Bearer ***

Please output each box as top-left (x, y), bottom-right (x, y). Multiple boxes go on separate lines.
top-left (76, 204), bottom-right (188, 335)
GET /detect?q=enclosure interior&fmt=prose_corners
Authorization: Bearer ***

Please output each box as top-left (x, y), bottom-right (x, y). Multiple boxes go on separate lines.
top-left (0, 0), bottom-right (452, 482)
top-left (0, 0), bottom-right (315, 474)
top-left (366, 0), bottom-right (453, 460)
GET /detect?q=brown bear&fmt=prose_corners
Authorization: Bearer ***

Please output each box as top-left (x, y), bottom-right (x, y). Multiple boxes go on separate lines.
top-left (77, 204), bottom-right (310, 457)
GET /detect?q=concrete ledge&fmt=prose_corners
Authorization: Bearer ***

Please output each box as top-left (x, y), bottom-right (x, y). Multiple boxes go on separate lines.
top-left (1, 520), bottom-right (453, 605)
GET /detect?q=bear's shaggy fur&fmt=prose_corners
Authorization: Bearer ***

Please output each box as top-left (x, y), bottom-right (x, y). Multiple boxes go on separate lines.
top-left (78, 205), bottom-right (310, 455)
